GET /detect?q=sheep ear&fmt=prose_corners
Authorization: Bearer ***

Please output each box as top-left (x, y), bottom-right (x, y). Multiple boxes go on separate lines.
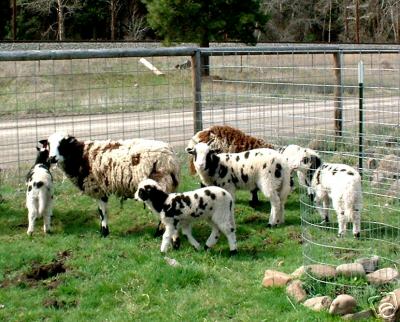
top-left (38, 139), bottom-right (48, 149)
top-left (186, 147), bottom-right (194, 155)
top-left (37, 139), bottom-right (49, 152)
top-left (310, 155), bottom-right (321, 170)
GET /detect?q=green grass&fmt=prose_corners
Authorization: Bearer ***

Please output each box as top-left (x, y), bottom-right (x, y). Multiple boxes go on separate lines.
top-left (0, 163), bottom-right (354, 322)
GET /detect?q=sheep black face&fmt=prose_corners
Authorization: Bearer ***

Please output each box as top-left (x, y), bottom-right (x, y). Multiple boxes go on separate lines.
top-left (135, 180), bottom-right (168, 213)
top-left (138, 187), bottom-right (149, 201)
top-left (187, 143), bottom-right (220, 175)
top-left (46, 133), bottom-right (80, 164)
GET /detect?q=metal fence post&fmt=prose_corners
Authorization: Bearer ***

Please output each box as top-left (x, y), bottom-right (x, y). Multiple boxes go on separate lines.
top-left (191, 49), bottom-right (203, 133)
top-left (358, 60), bottom-right (364, 178)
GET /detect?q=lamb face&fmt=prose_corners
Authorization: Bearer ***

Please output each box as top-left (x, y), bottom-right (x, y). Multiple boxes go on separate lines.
top-left (47, 132), bottom-right (70, 164)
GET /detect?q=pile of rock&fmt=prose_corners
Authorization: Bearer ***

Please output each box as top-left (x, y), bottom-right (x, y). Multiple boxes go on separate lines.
top-left (262, 256), bottom-right (400, 320)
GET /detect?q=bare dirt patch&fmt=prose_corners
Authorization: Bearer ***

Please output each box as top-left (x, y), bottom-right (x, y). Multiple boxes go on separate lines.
top-left (0, 250), bottom-right (71, 288)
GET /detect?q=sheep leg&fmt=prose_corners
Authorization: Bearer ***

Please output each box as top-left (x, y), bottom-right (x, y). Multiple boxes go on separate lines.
top-left (351, 208), bottom-right (361, 239)
top-left (160, 223), bottom-right (175, 253)
top-left (43, 207), bottom-right (52, 234)
top-left (98, 197), bottom-right (109, 237)
top-left (321, 197), bottom-right (330, 224)
top-left (337, 211), bottom-right (347, 237)
top-left (181, 223), bottom-right (201, 251)
top-left (268, 193), bottom-right (282, 226)
top-left (215, 222), bottom-right (238, 255)
top-left (257, 181), bottom-right (282, 226)
top-left (171, 227), bottom-right (181, 250)
top-left (154, 221), bottom-right (165, 238)
top-left (27, 206), bottom-right (38, 236)
top-left (249, 188), bottom-right (260, 208)
top-left (314, 192), bottom-right (329, 224)
top-left (204, 224), bottom-right (221, 250)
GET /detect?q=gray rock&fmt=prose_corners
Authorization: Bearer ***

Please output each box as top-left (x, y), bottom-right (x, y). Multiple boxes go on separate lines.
top-left (342, 309), bottom-right (374, 320)
top-left (286, 280), bottom-right (307, 303)
top-left (303, 296), bottom-right (332, 312)
top-left (262, 270), bottom-right (292, 287)
top-left (329, 294), bottom-right (357, 315)
top-left (336, 263), bottom-right (366, 277)
top-left (355, 256), bottom-right (380, 273)
top-left (307, 264), bottom-right (337, 279)
top-left (291, 266), bottom-right (306, 279)
top-left (367, 267), bottom-right (399, 285)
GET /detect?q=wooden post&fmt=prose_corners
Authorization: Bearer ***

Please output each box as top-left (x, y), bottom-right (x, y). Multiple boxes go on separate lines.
top-left (191, 50), bottom-right (202, 133)
top-left (333, 51), bottom-right (344, 147)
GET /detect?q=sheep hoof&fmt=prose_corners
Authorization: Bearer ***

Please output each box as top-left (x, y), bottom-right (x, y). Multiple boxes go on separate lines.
top-left (204, 245), bottom-right (210, 251)
top-left (267, 223), bottom-right (276, 228)
top-left (172, 237), bottom-right (181, 250)
top-left (229, 249), bottom-right (238, 256)
top-left (154, 225), bottom-right (165, 238)
top-left (354, 232), bottom-right (360, 239)
top-left (249, 199), bottom-right (261, 208)
top-left (100, 226), bottom-right (109, 237)
top-left (27, 231), bottom-right (33, 236)
top-left (337, 233), bottom-right (344, 238)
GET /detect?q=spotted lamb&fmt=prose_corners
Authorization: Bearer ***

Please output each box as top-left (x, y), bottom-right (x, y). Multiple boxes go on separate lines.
top-left (278, 144), bottom-right (322, 190)
top-left (187, 143), bottom-right (291, 227)
top-left (308, 162), bottom-right (362, 238)
top-left (135, 179), bottom-right (237, 254)
top-left (187, 125), bottom-right (275, 207)
top-left (43, 133), bottom-right (180, 237)
top-left (26, 141), bottom-right (54, 236)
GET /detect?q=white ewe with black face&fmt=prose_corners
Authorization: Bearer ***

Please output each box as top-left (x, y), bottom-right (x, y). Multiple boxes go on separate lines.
top-left (308, 163), bottom-right (362, 238)
top-left (43, 132), bottom-right (180, 237)
top-left (26, 141), bottom-right (53, 235)
top-left (187, 142), bottom-right (291, 227)
top-left (135, 179), bottom-right (237, 254)
top-left (187, 125), bottom-right (274, 207)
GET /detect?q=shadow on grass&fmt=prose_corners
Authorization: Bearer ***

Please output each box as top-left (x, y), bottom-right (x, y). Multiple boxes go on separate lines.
top-left (57, 209), bottom-right (97, 235)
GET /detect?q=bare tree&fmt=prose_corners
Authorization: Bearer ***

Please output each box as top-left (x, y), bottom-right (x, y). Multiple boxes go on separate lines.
top-left (108, 0), bottom-right (122, 40)
top-left (19, 0), bottom-right (80, 40)
top-left (124, 0), bottom-right (147, 40)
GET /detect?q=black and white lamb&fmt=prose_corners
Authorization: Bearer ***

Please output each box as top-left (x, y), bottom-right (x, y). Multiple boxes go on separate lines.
top-left (278, 144), bottom-right (362, 238)
top-left (134, 179), bottom-right (237, 254)
top-left (43, 132), bottom-right (180, 237)
top-left (26, 141), bottom-right (53, 236)
top-left (186, 142), bottom-right (291, 227)
top-left (187, 125), bottom-right (275, 207)
top-left (278, 144), bottom-right (323, 190)
top-left (307, 160), bottom-right (362, 238)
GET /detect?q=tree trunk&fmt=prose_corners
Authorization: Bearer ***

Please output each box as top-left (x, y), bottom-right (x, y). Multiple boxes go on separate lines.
top-left (57, 0), bottom-right (64, 41)
top-left (12, 0), bottom-right (17, 40)
top-left (111, 0), bottom-right (116, 40)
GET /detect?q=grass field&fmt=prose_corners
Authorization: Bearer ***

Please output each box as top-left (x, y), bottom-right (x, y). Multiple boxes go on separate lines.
top-left (0, 157), bottom-right (360, 322)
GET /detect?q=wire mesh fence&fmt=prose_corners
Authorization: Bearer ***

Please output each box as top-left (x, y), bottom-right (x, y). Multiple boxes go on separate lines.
top-left (0, 47), bottom-right (197, 177)
top-left (1, 44), bottom-right (400, 300)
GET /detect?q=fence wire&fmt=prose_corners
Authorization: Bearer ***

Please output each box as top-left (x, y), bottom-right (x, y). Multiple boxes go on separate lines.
top-left (1, 44), bottom-right (400, 297)
top-left (202, 46), bottom-right (400, 297)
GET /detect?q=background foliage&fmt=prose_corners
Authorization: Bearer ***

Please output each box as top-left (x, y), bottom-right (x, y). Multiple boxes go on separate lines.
top-left (1, 0), bottom-right (400, 43)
